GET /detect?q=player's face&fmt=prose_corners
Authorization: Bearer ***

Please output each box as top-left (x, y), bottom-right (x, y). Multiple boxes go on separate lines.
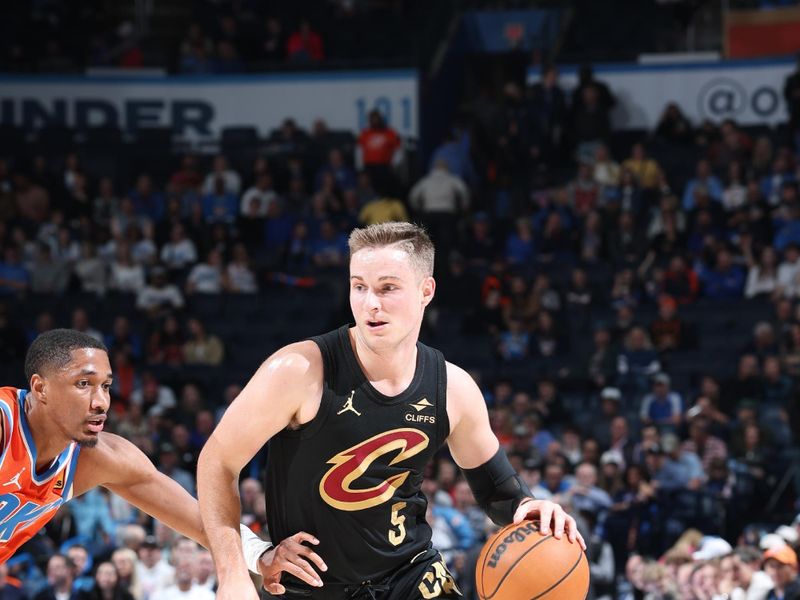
top-left (349, 246), bottom-right (435, 349)
top-left (39, 348), bottom-right (112, 448)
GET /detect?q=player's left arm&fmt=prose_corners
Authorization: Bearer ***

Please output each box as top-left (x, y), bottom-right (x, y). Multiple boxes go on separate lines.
top-left (445, 363), bottom-right (585, 548)
top-left (73, 432), bottom-right (208, 547)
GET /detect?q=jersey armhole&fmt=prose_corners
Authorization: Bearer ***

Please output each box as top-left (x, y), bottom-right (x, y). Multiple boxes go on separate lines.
top-left (0, 397), bottom-right (13, 464)
top-left (434, 350), bottom-right (449, 449)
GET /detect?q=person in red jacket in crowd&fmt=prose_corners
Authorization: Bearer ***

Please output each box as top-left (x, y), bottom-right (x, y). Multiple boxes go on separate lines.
top-left (286, 20), bottom-right (324, 62)
top-left (358, 110), bottom-right (402, 193)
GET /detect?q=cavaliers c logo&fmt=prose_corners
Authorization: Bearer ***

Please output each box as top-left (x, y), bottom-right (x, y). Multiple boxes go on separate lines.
top-left (319, 428), bottom-right (429, 511)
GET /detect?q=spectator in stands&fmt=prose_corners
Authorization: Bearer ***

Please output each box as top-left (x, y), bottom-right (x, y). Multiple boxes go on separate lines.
top-left (146, 315), bottom-right (184, 367)
top-left (34, 555), bottom-right (76, 600)
top-left (201, 155), bottom-right (241, 197)
top-left (572, 84), bottom-right (612, 161)
top-left (496, 318), bottom-right (529, 362)
top-left (202, 177), bottom-right (238, 225)
top-left (310, 220), bottom-right (348, 269)
top-left (167, 155), bottom-right (202, 200)
top-left (160, 224), bottom-right (198, 273)
top-left (73, 241), bottom-right (107, 295)
top-left (775, 202), bottom-right (800, 252)
top-left (240, 172), bottom-right (278, 220)
top-left (566, 462), bottom-right (612, 517)
top-left (683, 416), bottom-right (728, 472)
top-left (586, 324), bottom-right (617, 389)
top-left (0, 245), bottom-right (30, 296)
top-left (784, 53), bottom-right (800, 141)
top-left (136, 266), bottom-right (185, 318)
top-left (746, 321), bottom-right (780, 360)
top-left (30, 242), bottom-right (70, 294)
top-left (744, 245), bottom-right (779, 299)
top-left (14, 171), bottom-right (50, 227)
top-left (357, 109), bottom-right (401, 191)
top-left (650, 295), bottom-right (686, 352)
top-left (260, 16), bottom-right (285, 62)
top-left (193, 552), bottom-right (215, 594)
top-left (409, 160), bottom-right (469, 260)
top-left (504, 217), bottom-right (536, 268)
top-left (568, 161), bottom-right (600, 217)
top-left (186, 249), bottom-right (226, 295)
top-left (0, 562), bottom-right (27, 600)
top-left (110, 550), bottom-right (141, 600)
top-left (607, 212), bottom-right (645, 268)
top-left (713, 119), bottom-right (752, 171)
top-left (702, 247), bottom-right (745, 299)
top-left (315, 148), bottom-right (356, 193)
top-left (776, 243), bottom-right (800, 298)
top-left (286, 19), bottom-right (324, 63)
top-left (640, 372), bottom-right (683, 429)
top-left (625, 143), bottom-right (666, 192)
top-left (155, 444), bottom-right (195, 497)
top-left (662, 432), bottom-right (704, 487)
top-left (76, 561), bottom-right (132, 600)
top-left (212, 41), bottom-right (244, 74)
top-left (761, 154), bottom-right (795, 207)
top-left (723, 161), bottom-right (748, 212)
top-left (617, 326), bottom-right (661, 394)
top-left (592, 143), bottom-right (620, 189)
top-left (129, 175), bottom-right (164, 222)
top-left (528, 64), bottom-right (568, 162)
top-left (109, 244), bottom-right (145, 294)
top-left (357, 193), bottom-right (409, 226)
top-left (655, 102), bottom-right (693, 145)
top-left (225, 243), bottom-right (257, 293)
top-left (763, 545), bottom-right (800, 599)
top-left (183, 319), bottom-right (224, 367)
top-left (71, 308), bottom-right (103, 343)
top-left (53, 227), bottom-right (80, 264)
top-left (683, 159), bottom-right (723, 211)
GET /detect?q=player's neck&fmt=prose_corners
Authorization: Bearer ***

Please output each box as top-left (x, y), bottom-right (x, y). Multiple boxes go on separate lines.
top-left (25, 394), bottom-right (71, 469)
top-left (349, 327), bottom-right (418, 396)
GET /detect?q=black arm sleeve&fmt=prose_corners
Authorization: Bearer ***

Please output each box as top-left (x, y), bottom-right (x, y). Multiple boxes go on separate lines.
top-left (462, 448), bottom-right (534, 526)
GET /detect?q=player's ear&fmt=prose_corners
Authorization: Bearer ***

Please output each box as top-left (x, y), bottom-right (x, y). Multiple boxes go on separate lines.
top-left (421, 276), bottom-right (436, 307)
top-left (30, 373), bottom-right (47, 401)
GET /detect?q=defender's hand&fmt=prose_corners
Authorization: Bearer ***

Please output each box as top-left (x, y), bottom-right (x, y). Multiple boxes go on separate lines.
top-left (259, 532), bottom-right (328, 595)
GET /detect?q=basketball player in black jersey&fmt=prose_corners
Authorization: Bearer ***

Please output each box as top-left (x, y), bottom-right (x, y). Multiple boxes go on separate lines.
top-left (198, 222), bottom-right (585, 599)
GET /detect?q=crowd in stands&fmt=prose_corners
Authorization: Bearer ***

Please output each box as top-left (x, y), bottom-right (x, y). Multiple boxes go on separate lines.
top-left (5, 51), bottom-right (800, 600)
top-left (0, 0), bottom-right (419, 74)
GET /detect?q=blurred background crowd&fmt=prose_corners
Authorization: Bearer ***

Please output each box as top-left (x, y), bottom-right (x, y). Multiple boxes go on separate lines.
top-left (4, 0), bottom-right (800, 599)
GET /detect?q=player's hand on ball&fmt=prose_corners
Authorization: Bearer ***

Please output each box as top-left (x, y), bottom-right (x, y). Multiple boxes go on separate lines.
top-left (259, 531), bottom-right (328, 595)
top-left (513, 498), bottom-right (587, 551)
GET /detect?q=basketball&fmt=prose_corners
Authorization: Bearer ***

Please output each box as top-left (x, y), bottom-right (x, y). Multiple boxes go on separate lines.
top-left (475, 521), bottom-right (590, 600)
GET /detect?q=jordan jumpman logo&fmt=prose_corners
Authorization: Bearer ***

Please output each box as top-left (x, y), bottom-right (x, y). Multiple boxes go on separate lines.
top-left (3, 468), bottom-right (25, 491)
top-left (337, 390), bottom-right (361, 416)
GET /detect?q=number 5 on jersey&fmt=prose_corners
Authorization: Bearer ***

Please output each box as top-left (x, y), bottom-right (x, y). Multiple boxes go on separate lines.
top-left (388, 501), bottom-right (407, 546)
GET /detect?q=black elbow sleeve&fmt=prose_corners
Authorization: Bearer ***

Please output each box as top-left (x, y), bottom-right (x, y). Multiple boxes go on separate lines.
top-left (462, 448), bottom-right (534, 526)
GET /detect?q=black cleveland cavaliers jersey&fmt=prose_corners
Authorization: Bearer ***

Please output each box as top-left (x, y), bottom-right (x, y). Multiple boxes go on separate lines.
top-left (264, 325), bottom-right (450, 584)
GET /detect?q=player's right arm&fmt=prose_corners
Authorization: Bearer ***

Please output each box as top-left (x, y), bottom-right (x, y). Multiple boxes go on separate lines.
top-left (197, 341), bottom-right (328, 599)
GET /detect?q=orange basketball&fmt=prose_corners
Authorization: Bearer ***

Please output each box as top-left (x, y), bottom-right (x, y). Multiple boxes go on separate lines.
top-left (475, 520), bottom-right (590, 600)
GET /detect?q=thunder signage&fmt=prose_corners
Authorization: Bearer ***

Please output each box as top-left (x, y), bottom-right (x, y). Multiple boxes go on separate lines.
top-left (0, 70), bottom-right (418, 139)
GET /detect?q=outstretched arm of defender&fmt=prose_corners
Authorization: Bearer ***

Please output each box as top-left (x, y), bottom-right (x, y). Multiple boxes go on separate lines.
top-left (74, 432), bottom-right (209, 545)
top-left (445, 363), bottom-right (585, 549)
top-left (197, 341), bottom-right (328, 598)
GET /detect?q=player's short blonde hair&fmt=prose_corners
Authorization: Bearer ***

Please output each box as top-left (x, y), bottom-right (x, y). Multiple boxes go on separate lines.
top-left (348, 222), bottom-right (435, 277)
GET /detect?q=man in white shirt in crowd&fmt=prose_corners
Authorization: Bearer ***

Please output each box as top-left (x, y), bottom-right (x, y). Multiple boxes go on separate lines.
top-left (137, 536), bottom-right (175, 600)
top-left (152, 557), bottom-right (214, 600)
top-left (202, 155), bottom-right (241, 196)
top-left (240, 173), bottom-right (279, 218)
